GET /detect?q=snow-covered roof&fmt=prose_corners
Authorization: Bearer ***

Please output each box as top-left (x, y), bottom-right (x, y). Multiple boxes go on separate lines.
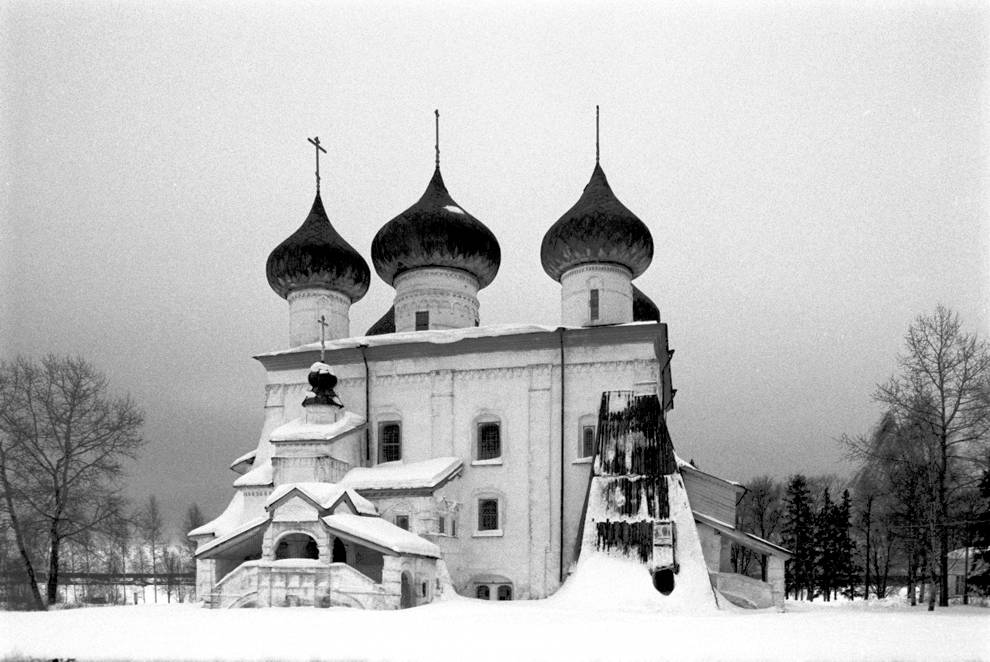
top-left (229, 448), bottom-right (257, 471)
top-left (340, 457), bottom-right (462, 491)
top-left (693, 511), bottom-right (792, 558)
top-left (266, 482), bottom-right (377, 515)
top-left (676, 454), bottom-right (743, 488)
top-left (257, 322), bottom-right (660, 357)
top-left (322, 513), bottom-right (439, 558)
top-left (270, 410), bottom-right (364, 442)
top-left (189, 490), bottom-right (256, 538)
top-left (195, 516), bottom-right (268, 557)
top-left (232, 459), bottom-right (273, 487)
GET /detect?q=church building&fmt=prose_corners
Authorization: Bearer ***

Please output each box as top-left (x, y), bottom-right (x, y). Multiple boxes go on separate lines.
top-left (189, 112), bottom-right (789, 610)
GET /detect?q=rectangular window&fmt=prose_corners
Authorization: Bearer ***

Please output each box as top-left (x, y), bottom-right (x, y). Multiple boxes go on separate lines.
top-left (415, 310), bottom-right (429, 331)
top-left (589, 289), bottom-right (599, 321)
top-left (451, 518), bottom-right (457, 537)
top-left (582, 425), bottom-right (595, 457)
top-left (395, 515), bottom-right (410, 531)
top-left (477, 422), bottom-right (501, 460)
top-left (478, 499), bottom-right (499, 531)
top-left (438, 516), bottom-right (446, 535)
top-left (379, 422), bottom-right (401, 462)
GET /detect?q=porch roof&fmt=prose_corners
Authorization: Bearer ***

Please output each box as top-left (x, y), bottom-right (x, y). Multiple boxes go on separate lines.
top-left (322, 513), bottom-right (440, 558)
top-left (694, 511), bottom-right (792, 560)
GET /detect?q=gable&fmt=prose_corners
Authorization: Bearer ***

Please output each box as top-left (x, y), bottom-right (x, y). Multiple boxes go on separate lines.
top-left (272, 495), bottom-right (319, 522)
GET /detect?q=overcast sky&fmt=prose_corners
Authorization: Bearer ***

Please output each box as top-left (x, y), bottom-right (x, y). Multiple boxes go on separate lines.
top-left (2, 1), bottom-right (987, 535)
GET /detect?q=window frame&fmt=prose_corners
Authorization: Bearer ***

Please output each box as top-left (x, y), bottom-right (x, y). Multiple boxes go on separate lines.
top-left (394, 514), bottom-right (410, 531)
top-left (378, 421), bottom-right (402, 463)
top-left (589, 288), bottom-right (600, 321)
top-left (415, 310), bottom-right (429, 331)
top-left (477, 421), bottom-right (501, 461)
top-left (476, 498), bottom-right (500, 534)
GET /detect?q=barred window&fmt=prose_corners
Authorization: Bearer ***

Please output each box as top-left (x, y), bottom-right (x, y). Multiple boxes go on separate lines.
top-left (478, 499), bottom-right (499, 531)
top-left (415, 310), bottom-right (429, 331)
top-left (476, 585), bottom-right (490, 600)
top-left (589, 289), bottom-right (599, 321)
top-left (497, 585), bottom-right (512, 601)
top-left (395, 515), bottom-right (409, 531)
top-left (478, 422), bottom-right (501, 460)
top-left (582, 425), bottom-right (595, 458)
top-left (379, 422), bottom-right (401, 462)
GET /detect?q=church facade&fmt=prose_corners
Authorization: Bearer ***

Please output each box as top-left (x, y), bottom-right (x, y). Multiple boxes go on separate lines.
top-left (189, 117), bottom-right (788, 609)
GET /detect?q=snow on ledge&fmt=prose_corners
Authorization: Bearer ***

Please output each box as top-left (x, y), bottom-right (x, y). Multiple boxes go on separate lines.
top-left (257, 322), bottom-right (661, 357)
top-left (340, 457), bottom-right (462, 491)
top-left (270, 410), bottom-right (365, 442)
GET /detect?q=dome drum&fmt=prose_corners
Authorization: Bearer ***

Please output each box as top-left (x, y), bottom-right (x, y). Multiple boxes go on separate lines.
top-left (560, 263), bottom-right (633, 327)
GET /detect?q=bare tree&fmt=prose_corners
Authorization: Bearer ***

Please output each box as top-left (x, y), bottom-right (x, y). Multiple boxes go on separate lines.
top-left (736, 475), bottom-right (783, 578)
top-left (137, 495), bottom-right (164, 603)
top-left (874, 305), bottom-right (990, 607)
top-left (0, 355), bottom-right (144, 608)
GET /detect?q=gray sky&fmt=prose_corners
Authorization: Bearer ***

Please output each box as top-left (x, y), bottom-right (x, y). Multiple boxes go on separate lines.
top-left (3, 1), bottom-right (987, 535)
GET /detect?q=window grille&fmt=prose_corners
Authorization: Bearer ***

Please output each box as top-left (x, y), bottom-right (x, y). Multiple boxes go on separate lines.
top-left (582, 425), bottom-right (595, 458)
top-left (590, 289), bottom-right (599, 321)
top-left (497, 585), bottom-right (512, 601)
top-left (415, 310), bottom-right (429, 330)
top-left (379, 422), bottom-right (401, 462)
top-left (478, 422), bottom-right (501, 460)
top-left (478, 499), bottom-right (499, 531)
top-left (476, 585), bottom-right (490, 600)
top-left (395, 515), bottom-right (409, 531)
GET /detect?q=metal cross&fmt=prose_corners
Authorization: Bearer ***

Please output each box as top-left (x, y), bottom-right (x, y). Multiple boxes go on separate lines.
top-left (308, 136), bottom-right (327, 192)
top-left (318, 315), bottom-right (329, 362)
top-left (434, 109), bottom-right (440, 168)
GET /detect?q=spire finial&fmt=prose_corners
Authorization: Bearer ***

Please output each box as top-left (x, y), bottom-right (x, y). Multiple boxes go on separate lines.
top-left (318, 314), bottom-right (329, 362)
top-left (595, 105), bottom-right (600, 164)
top-left (308, 136), bottom-right (327, 193)
top-left (434, 109), bottom-right (440, 169)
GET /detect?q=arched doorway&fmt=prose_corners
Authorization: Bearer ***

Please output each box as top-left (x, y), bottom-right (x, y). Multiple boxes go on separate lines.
top-left (332, 538), bottom-right (347, 563)
top-left (400, 572), bottom-right (413, 609)
top-left (275, 533), bottom-right (319, 560)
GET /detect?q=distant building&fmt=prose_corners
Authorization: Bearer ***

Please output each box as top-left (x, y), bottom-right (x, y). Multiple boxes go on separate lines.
top-left (189, 123), bottom-right (788, 609)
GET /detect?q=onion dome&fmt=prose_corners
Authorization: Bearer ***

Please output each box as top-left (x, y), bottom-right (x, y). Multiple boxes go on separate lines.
top-left (266, 193), bottom-right (371, 301)
top-left (303, 362), bottom-right (343, 408)
top-left (541, 163), bottom-right (653, 282)
top-left (365, 306), bottom-right (395, 336)
top-left (632, 285), bottom-right (660, 322)
top-left (371, 167), bottom-right (501, 288)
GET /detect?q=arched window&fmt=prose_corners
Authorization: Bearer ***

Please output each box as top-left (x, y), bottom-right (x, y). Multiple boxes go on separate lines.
top-left (476, 585), bottom-right (490, 600)
top-left (379, 421), bottom-right (401, 462)
top-left (497, 585), bottom-right (512, 601)
top-left (477, 422), bottom-right (500, 460)
top-left (274, 533), bottom-right (319, 560)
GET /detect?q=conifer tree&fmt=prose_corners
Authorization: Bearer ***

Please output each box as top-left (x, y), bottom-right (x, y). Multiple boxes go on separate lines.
top-left (782, 474), bottom-right (815, 600)
top-left (835, 489), bottom-right (858, 599)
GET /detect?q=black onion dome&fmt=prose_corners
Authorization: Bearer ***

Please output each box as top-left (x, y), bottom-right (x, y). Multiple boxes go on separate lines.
top-left (266, 193), bottom-right (371, 301)
top-left (365, 306), bottom-right (395, 336)
top-left (541, 163), bottom-right (653, 282)
top-left (372, 167), bottom-right (500, 288)
top-left (632, 285), bottom-right (660, 322)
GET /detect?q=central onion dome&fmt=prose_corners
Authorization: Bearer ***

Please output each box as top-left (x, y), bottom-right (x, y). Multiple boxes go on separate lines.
top-left (266, 193), bottom-right (371, 301)
top-left (540, 163), bottom-right (653, 281)
top-left (371, 167), bottom-right (500, 288)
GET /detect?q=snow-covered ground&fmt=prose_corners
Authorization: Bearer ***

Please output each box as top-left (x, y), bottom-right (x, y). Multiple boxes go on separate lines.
top-left (3, 597), bottom-right (987, 661)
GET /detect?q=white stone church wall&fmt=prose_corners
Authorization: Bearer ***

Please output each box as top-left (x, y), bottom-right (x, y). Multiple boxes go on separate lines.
top-left (257, 331), bottom-right (659, 601)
